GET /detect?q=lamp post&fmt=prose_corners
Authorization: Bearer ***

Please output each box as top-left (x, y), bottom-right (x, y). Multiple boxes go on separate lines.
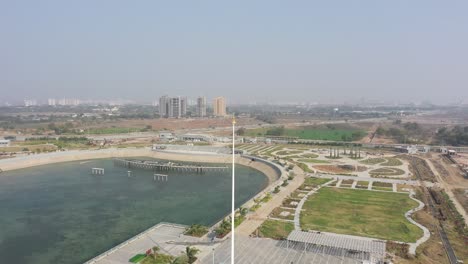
top-left (231, 115), bottom-right (236, 264)
top-left (212, 248), bottom-right (215, 264)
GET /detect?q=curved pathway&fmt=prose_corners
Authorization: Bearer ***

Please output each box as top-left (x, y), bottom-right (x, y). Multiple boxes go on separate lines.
top-left (293, 179), bottom-right (336, 230)
top-left (406, 191), bottom-right (431, 255)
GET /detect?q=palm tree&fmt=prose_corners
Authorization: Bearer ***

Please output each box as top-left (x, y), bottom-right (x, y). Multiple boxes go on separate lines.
top-left (185, 246), bottom-right (200, 264)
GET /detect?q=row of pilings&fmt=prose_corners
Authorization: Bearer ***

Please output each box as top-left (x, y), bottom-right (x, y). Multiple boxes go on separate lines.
top-left (112, 158), bottom-right (228, 173)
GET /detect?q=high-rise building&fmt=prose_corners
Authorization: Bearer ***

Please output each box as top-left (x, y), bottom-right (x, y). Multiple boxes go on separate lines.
top-left (58, 98), bottom-right (80, 106)
top-left (180, 97), bottom-right (187, 117)
top-left (24, 99), bottom-right (37, 107)
top-left (159, 96), bottom-right (170, 117)
top-left (213, 97), bottom-right (226, 116)
top-left (159, 96), bottom-right (187, 118)
top-left (48, 98), bottom-right (56, 106)
top-left (197, 96), bottom-right (206, 117)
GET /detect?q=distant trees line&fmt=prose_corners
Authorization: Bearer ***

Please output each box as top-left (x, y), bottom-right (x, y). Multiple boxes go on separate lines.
top-left (436, 126), bottom-right (468, 146)
top-left (375, 121), bottom-right (424, 144)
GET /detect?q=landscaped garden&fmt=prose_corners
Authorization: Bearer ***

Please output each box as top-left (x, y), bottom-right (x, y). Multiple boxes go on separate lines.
top-left (360, 158), bottom-right (386, 165)
top-left (300, 187), bottom-right (423, 242)
top-left (258, 220), bottom-right (294, 240)
top-left (369, 167), bottom-right (405, 177)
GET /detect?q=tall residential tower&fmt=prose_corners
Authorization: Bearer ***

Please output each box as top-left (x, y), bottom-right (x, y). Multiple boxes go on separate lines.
top-left (213, 97), bottom-right (226, 116)
top-left (197, 96), bottom-right (206, 117)
top-left (159, 96), bottom-right (187, 118)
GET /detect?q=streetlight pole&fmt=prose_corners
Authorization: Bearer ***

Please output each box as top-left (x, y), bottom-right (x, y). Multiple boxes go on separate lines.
top-left (231, 115), bottom-right (236, 264)
top-left (212, 248), bottom-right (215, 264)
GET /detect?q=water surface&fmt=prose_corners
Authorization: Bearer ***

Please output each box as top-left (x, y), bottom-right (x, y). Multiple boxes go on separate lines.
top-left (0, 158), bottom-right (267, 264)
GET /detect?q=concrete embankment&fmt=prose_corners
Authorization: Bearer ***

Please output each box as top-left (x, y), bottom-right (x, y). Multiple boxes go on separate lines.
top-left (0, 148), bottom-right (280, 184)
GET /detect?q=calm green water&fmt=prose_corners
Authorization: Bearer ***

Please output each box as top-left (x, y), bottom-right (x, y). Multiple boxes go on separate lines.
top-left (0, 158), bottom-right (268, 264)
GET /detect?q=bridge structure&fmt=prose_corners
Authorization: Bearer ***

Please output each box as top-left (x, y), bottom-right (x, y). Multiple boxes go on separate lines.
top-left (113, 158), bottom-right (228, 173)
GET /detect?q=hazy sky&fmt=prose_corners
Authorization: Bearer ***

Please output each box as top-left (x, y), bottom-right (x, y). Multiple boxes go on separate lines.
top-left (1, 1), bottom-right (467, 104)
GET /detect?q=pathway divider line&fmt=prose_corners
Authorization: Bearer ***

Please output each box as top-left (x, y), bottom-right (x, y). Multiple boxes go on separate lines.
top-left (406, 191), bottom-right (431, 255)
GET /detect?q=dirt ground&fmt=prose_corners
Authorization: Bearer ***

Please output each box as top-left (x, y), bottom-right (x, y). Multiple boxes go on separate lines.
top-left (313, 165), bottom-right (355, 174)
top-left (429, 154), bottom-right (468, 189)
top-left (84, 117), bottom-right (261, 131)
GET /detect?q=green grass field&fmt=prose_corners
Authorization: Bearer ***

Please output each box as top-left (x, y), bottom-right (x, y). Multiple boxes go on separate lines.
top-left (258, 220), bottom-right (295, 240)
top-left (130, 254), bottom-right (147, 263)
top-left (304, 177), bottom-right (331, 186)
top-left (296, 162), bottom-right (313, 173)
top-left (300, 187), bottom-right (422, 242)
top-left (246, 126), bottom-right (366, 141)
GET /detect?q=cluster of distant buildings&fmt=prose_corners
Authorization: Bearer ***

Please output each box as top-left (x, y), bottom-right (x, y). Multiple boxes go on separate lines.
top-left (21, 96), bottom-right (228, 119)
top-left (158, 96), bottom-right (226, 118)
top-left (24, 98), bottom-right (82, 106)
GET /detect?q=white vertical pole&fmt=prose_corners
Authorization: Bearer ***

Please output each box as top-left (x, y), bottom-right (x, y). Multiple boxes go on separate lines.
top-left (231, 116), bottom-right (236, 264)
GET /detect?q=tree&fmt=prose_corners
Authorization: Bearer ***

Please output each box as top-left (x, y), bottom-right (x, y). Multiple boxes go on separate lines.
top-left (236, 127), bottom-right (246, 136)
top-left (375, 126), bottom-right (385, 135)
top-left (239, 207), bottom-right (248, 216)
top-left (273, 186), bottom-right (280, 193)
top-left (185, 246), bottom-right (200, 264)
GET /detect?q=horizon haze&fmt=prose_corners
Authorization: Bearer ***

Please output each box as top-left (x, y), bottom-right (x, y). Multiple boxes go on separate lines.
top-left (1, 1), bottom-right (467, 105)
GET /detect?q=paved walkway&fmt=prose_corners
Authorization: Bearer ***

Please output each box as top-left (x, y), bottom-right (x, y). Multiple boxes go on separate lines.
top-left (86, 223), bottom-right (211, 264)
top-left (311, 173), bottom-right (438, 187)
top-left (406, 191), bottom-right (431, 254)
top-left (237, 165), bottom-right (305, 236)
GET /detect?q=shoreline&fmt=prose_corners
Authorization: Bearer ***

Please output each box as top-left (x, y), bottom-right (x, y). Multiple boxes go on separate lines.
top-left (0, 147), bottom-right (281, 184)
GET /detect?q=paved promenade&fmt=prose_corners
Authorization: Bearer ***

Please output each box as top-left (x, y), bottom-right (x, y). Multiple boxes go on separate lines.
top-left (86, 223), bottom-right (212, 264)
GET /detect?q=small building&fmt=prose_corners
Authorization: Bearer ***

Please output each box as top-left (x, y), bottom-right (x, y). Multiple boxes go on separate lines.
top-left (416, 145), bottom-right (431, 153)
top-left (394, 145), bottom-right (418, 154)
top-left (158, 131), bottom-right (175, 141)
top-left (0, 139), bottom-right (11, 147)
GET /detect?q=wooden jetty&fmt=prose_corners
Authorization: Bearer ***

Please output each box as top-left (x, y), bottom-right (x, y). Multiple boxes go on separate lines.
top-left (113, 158), bottom-right (228, 173)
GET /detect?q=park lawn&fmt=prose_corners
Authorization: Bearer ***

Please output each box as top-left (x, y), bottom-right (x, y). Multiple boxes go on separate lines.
top-left (245, 126), bottom-right (366, 141)
top-left (356, 181), bottom-right (369, 189)
top-left (297, 158), bottom-right (329, 164)
top-left (296, 162), bottom-right (313, 173)
top-left (304, 177), bottom-right (331, 186)
top-left (130, 254), bottom-right (147, 263)
top-left (258, 220), bottom-right (295, 240)
top-left (300, 187), bottom-right (422, 242)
